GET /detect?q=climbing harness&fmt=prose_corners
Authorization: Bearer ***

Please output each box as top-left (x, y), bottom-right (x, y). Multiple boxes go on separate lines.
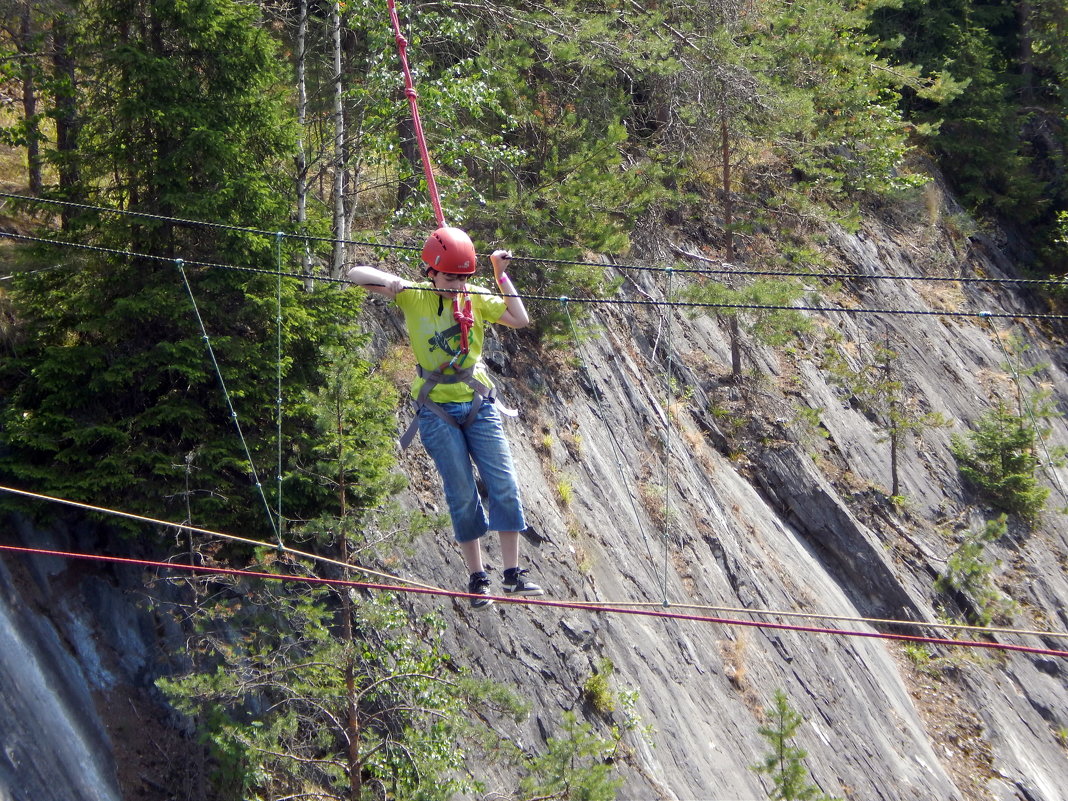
top-left (399, 362), bottom-right (517, 449)
top-left (398, 284), bottom-right (518, 450)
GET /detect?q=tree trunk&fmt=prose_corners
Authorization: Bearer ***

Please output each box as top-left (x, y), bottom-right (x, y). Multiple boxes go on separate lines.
top-left (296, 0), bottom-right (314, 290)
top-left (890, 429), bottom-right (900, 497)
top-left (885, 327), bottom-right (900, 497)
top-left (721, 117), bottom-right (742, 379)
top-left (330, 0), bottom-right (346, 279)
top-left (1017, 0), bottom-right (1035, 103)
top-left (393, 4), bottom-right (421, 211)
top-left (396, 111), bottom-right (421, 210)
top-left (19, 3), bottom-right (42, 195)
top-left (337, 409), bottom-right (361, 801)
top-left (343, 599), bottom-right (361, 801)
top-left (51, 12), bottom-right (80, 229)
top-left (341, 20), bottom-right (356, 256)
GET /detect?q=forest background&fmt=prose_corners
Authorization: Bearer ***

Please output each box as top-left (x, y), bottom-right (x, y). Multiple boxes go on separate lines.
top-left (0, 0), bottom-right (1066, 799)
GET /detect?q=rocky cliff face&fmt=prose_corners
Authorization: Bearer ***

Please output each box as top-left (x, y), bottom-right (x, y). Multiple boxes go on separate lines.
top-left (2, 189), bottom-right (1067, 800)
top-left (383, 194), bottom-right (1068, 800)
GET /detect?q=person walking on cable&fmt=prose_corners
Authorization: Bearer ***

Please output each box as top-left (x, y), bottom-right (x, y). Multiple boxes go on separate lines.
top-left (347, 227), bottom-right (544, 608)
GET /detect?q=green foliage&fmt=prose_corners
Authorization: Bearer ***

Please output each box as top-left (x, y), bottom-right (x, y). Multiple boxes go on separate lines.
top-left (823, 335), bottom-right (951, 494)
top-left (77, 0), bottom-right (294, 242)
top-left (514, 659), bottom-right (648, 801)
top-left (902, 641), bottom-right (935, 670)
top-left (950, 401), bottom-right (1050, 522)
top-left (684, 275), bottom-right (811, 345)
top-left (162, 564), bottom-right (638, 801)
top-left (470, 4), bottom-right (673, 244)
top-left (0, 0), bottom-right (409, 537)
top-left (870, 0), bottom-right (1068, 268)
top-left (754, 0), bottom-right (926, 203)
top-left (935, 515), bottom-right (1015, 626)
top-left (0, 263), bottom-right (381, 536)
top-left (285, 337), bottom-right (404, 526)
top-left (160, 585), bottom-right (511, 801)
top-left (518, 711), bottom-right (625, 801)
top-left (901, 641), bottom-right (967, 676)
top-left (583, 658), bottom-right (616, 715)
top-left (556, 473), bottom-right (575, 507)
top-left (752, 690), bottom-right (838, 801)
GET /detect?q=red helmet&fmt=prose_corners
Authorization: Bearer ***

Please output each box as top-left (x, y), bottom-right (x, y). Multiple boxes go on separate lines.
top-left (421, 227), bottom-right (477, 275)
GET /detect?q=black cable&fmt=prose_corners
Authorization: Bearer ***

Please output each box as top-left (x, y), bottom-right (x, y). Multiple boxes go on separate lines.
top-left (6, 190), bottom-right (1066, 287)
top-left (0, 190), bottom-right (419, 253)
top-left (2, 230), bottom-right (1066, 321)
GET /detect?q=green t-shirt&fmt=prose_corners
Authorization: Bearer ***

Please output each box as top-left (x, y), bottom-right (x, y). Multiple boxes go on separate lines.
top-left (394, 282), bottom-right (507, 403)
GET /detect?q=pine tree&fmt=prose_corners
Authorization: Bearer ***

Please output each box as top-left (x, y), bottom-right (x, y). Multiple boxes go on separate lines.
top-left (0, 0), bottom-right (355, 536)
top-left (935, 515), bottom-right (1013, 626)
top-left (159, 586), bottom-right (510, 801)
top-left (518, 711), bottom-right (625, 801)
top-left (752, 690), bottom-right (837, 801)
top-left (823, 329), bottom-right (950, 497)
top-left (870, 0), bottom-right (1067, 266)
top-left (950, 400), bottom-right (1050, 521)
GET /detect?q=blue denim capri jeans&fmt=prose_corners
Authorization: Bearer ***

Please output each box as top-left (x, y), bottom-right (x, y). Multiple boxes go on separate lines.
top-left (417, 399), bottom-right (526, 543)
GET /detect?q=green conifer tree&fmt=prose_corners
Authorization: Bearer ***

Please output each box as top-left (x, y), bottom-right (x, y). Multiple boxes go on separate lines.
top-left (0, 0), bottom-right (353, 536)
top-left (950, 400), bottom-right (1050, 522)
top-left (752, 690), bottom-right (837, 801)
top-left (518, 711), bottom-right (625, 801)
top-left (936, 515), bottom-right (1013, 626)
top-left (870, 0), bottom-right (1067, 266)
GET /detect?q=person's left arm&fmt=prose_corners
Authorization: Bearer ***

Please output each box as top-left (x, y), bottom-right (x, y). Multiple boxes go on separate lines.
top-left (490, 250), bottom-right (530, 329)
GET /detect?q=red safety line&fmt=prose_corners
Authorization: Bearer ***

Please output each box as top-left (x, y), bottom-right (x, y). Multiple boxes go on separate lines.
top-left (3, 543), bottom-right (1067, 660)
top-left (387, 0), bottom-right (445, 227)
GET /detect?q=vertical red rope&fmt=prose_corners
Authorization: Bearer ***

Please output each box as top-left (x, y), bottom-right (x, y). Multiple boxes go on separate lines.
top-left (386, 0), bottom-right (446, 228)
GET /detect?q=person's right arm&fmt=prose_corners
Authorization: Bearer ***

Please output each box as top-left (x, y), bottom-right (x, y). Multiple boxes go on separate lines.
top-left (346, 265), bottom-right (410, 299)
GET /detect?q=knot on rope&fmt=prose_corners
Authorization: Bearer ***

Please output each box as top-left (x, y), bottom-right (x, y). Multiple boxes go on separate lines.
top-left (405, 87), bottom-right (419, 99)
top-left (395, 34), bottom-right (408, 48)
top-left (453, 293), bottom-right (474, 356)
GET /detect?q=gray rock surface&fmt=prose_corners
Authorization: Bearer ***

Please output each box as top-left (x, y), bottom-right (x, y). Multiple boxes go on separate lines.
top-left (1, 196), bottom-right (1067, 800)
top-left (0, 551), bottom-right (121, 801)
top-left (383, 206), bottom-right (1068, 799)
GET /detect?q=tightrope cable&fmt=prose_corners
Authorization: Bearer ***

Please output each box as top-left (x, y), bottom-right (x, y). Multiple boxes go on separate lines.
top-left (0, 483), bottom-right (439, 591)
top-left (661, 266), bottom-right (675, 606)
top-left (2, 541), bottom-right (1066, 659)
top-left (668, 243), bottom-right (1068, 286)
top-left (0, 191), bottom-right (418, 252)
top-left (275, 233), bottom-right (285, 538)
top-left (2, 482), bottom-right (1066, 640)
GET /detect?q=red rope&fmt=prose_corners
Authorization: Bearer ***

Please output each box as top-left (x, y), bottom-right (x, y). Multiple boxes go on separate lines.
top-left (3, 543), bottom-right (1067, 660)
top-left (386, 0), bottom-right (446, 227)
top-left (453, 292), bottom-right (473, 356)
